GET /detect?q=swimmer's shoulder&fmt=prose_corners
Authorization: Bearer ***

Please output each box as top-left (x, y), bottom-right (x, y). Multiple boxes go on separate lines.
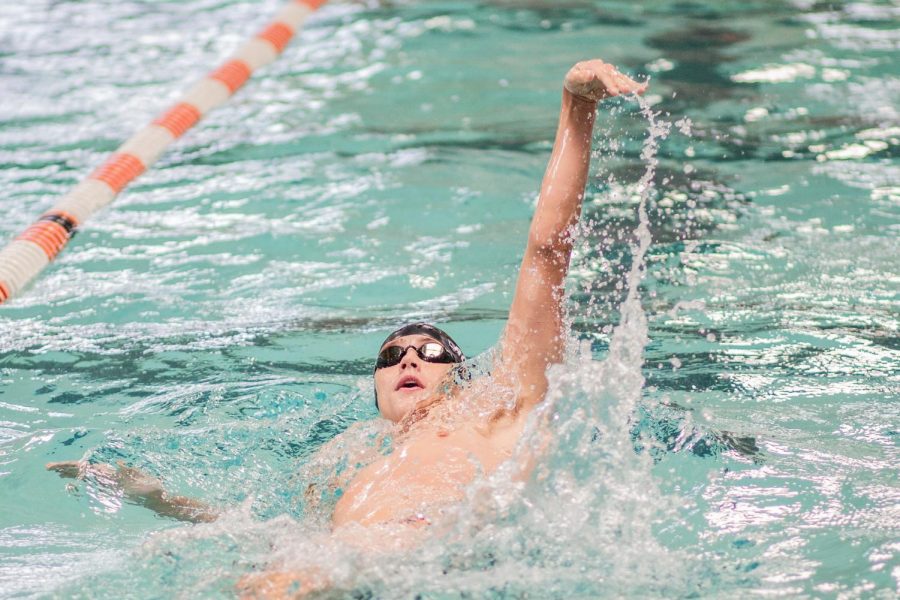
top-left (322, 418), bottom-right (390, 451)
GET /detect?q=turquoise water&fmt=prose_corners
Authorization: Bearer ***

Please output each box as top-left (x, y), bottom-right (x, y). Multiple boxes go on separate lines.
top-left (1, 0), bottom-right (898, 597)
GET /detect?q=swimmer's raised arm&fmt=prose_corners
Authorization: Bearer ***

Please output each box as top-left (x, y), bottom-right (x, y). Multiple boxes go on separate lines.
top-left (46, 460), bottom-right (218, 523)
top-left (498, 59), bottom-right (646, 410)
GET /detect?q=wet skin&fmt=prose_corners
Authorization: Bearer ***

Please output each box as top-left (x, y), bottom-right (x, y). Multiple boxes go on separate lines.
top-left (335, 333), bottom-right (529, 527)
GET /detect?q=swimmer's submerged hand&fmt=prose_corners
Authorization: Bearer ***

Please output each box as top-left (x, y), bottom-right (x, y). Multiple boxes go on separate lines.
top-left (564, 59), bottom-right (647, 103)
top-left (46, 460), bottom-right (217, 523)
top-left (47, 460), bottom-right (164, 497)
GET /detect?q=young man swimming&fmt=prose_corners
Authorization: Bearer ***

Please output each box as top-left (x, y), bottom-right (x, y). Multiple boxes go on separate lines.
top-left (48, 58), bottom-right (646, 595)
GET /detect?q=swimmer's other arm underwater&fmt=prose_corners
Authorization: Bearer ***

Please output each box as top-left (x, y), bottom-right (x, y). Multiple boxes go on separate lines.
top-left (46, 59), bottom-right (647, 597)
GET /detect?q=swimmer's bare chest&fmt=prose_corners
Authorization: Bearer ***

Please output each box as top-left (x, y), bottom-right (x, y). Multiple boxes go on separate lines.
top-left (332, 411), bottom-right (526, 527)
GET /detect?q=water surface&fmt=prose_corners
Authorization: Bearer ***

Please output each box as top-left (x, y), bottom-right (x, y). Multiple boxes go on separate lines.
top-left (0, 0), bottom-right (897, 597)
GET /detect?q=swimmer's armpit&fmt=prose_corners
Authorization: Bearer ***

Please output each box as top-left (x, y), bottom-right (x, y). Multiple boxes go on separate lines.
top-left (46, 460), bottom-right (218, 523)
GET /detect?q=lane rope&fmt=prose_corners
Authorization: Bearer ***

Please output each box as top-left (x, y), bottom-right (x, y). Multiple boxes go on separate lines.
top-left (0, 0), bottom-right (328, 304)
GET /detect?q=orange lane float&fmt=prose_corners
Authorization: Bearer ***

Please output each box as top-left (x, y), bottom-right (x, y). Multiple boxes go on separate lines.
top-left (0, 0), bottom-right (328, 304)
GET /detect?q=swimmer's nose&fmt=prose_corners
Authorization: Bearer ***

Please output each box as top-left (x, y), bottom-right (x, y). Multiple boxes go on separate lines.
top-left (400, 347), bottom-right (419, 369)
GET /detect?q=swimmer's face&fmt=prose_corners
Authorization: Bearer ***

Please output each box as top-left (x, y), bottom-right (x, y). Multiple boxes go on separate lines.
top-left (374, 334), bottom-right (457, 422)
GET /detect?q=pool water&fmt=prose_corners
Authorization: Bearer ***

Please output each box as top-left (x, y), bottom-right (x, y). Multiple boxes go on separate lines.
top-left (1, 0), bottom-right (898, 597)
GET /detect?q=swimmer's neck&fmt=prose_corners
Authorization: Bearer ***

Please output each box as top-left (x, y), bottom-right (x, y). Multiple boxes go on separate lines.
top-left (395, 392), bottom-right (449, 432)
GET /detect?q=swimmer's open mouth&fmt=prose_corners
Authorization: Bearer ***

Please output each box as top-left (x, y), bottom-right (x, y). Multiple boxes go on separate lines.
top-left (396, 376), bottom-right (424, 391)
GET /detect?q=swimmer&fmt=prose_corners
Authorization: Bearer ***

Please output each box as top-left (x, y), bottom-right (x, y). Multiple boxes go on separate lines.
top-left (47, 58), bottom-right (647, 597)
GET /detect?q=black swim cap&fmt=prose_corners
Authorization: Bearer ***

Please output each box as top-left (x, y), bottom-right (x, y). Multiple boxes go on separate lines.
top-left (374, 322), bottom-right (465, 409)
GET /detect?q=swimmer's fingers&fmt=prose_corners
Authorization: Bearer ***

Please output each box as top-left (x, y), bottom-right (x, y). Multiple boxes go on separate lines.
top-left (613, 71), bottom-right (648, 96)
top-left (46, 460), bottom-right (132, 489)
top-left (594, 68), bottom-right (646, 98)
top-left (46, 460), bottom-right (84, 479)
top-left (46, 460), bottom-right (114, 480)
top-left (564, 59), bottom-right (647, 102)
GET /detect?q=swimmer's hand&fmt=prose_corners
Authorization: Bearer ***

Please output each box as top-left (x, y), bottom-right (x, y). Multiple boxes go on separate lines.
top-left (47, 460), bottom-right (165, 497)
top-left (236, 568), bottom-right (329, 599)
top-left (564, 59), bottom-right (647, 103)
top-left (46, 460), bottom-right (218, 523)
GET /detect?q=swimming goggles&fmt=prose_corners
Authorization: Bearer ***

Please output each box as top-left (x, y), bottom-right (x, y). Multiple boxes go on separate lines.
top-left (375, 342), bottom-right (458, 369)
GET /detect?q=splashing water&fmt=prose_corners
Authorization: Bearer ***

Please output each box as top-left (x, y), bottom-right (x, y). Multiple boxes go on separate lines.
top-left (459, 94), bottom-right (682, 596)
top-left (364, 95), bottom-right (686, 597)
top-left (371, 96), bottom-right (675, 595)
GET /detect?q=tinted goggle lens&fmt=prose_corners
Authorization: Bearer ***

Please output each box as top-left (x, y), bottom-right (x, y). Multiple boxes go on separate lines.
top-left (376, 342), bottom-right (455, 369)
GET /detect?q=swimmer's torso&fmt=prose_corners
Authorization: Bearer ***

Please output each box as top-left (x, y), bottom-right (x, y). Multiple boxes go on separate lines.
top-left (331, 404), bottom-right (526, 527)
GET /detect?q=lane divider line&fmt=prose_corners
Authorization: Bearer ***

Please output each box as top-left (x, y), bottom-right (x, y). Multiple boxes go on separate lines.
top-left (90, 153), bottom-right (147, 195)
top-left (154, 103), bottom-right (203, 138)
top-left (210, 60), bottom-right (254, 94)
top-left (0, 0), bottom-right (328, 304)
